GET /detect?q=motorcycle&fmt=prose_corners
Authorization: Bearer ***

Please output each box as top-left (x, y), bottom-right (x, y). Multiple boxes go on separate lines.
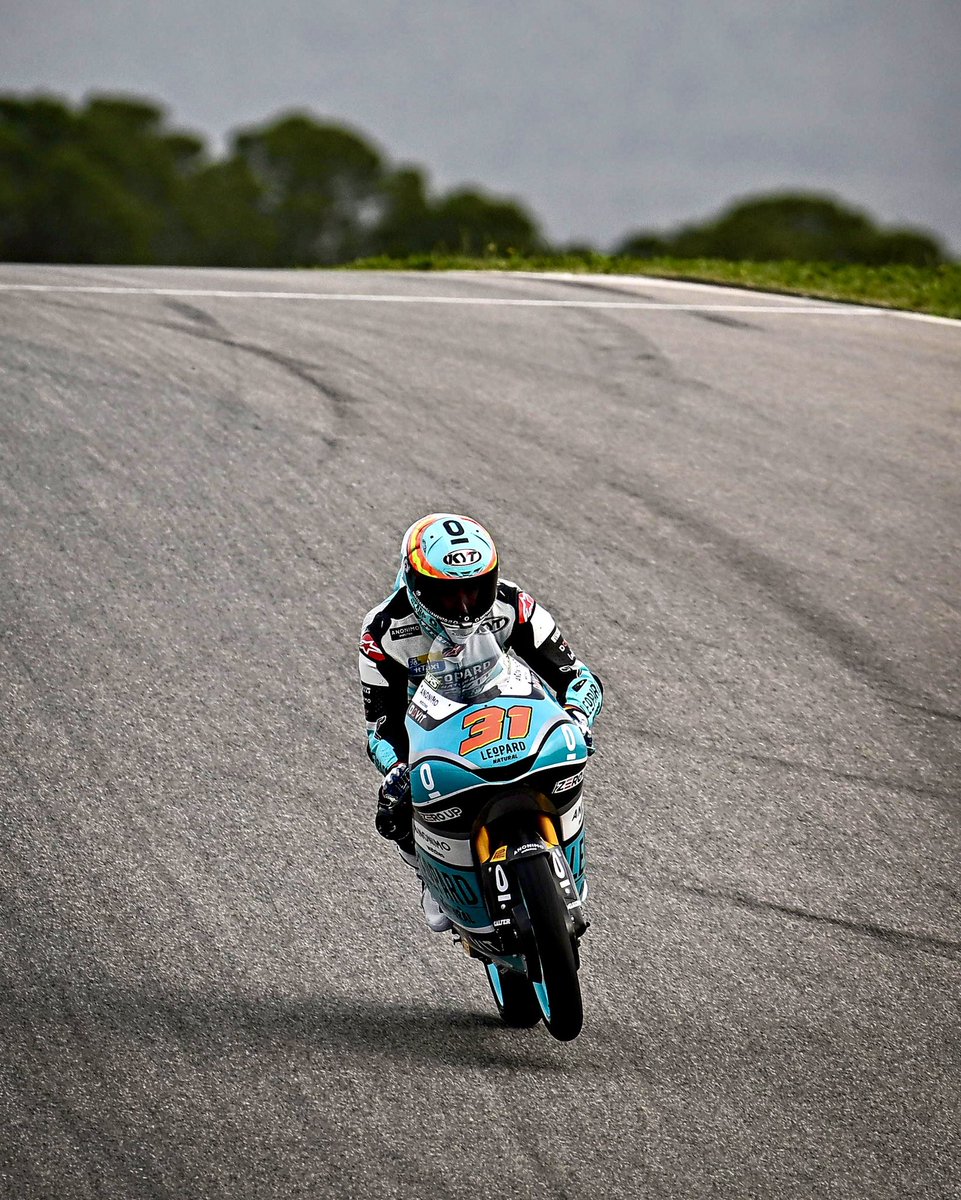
top-left (406, 629), bottom-right (591, 1041)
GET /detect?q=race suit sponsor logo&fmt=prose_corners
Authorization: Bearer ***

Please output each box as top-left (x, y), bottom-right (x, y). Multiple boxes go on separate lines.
top-left (420, 806), bottom-right (463, 823)
top-left (553, 769), bottom-right (585, 794)
top-left (408, 655), bottom-right (429, 676)
top-left (390, 624), bottom-right (421, 640)
top-left (360, 631), bottom-right (386, 662)
top-left (567, 674), bottom-right (602, 717)
top-left (443, 549), bottom-right (482, 567)
top-left (517, 591), bottom-right (535, 623)
top-left (550, 630), bottom-right (574, 658)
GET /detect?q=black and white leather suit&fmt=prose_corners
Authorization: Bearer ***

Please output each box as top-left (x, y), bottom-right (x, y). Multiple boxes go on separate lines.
top-left (358, 580), bottom-right (603, 777)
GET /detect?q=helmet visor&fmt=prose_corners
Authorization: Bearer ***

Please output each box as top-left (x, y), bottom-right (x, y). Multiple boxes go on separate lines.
top-left (416, 569), bottom-right (497, 623)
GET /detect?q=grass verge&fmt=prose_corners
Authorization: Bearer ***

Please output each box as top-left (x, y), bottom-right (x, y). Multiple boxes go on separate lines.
top-left (343, 254), bottom-right (961, 321)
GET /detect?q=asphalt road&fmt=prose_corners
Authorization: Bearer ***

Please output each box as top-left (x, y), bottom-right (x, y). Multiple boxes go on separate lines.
top-left (1, 266), bottom-right (959, 1200)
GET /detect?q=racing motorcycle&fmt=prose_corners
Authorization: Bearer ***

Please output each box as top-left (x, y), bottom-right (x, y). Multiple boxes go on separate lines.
top-left (407, 629), bottom-right (591, 1042)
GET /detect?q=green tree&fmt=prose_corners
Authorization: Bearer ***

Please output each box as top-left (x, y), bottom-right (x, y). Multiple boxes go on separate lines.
top-left (229, 113), bottom-right (387, 265)
top-left (0, 92), bottom-right (213, 263)
top-left (178, 158), bottom-right (277, 267)
top-left (411, 187), bottom-right (543, 256)
top-left (0, 94), bottom-right (160, 262)
top-left (370, 165), bottom-right (434, 257)
top-left (616, 192), bottom-right (944, 265)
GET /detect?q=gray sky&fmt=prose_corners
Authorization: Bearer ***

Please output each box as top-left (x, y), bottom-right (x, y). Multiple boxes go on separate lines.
top-left (4, 0), bottom-right (960, 253)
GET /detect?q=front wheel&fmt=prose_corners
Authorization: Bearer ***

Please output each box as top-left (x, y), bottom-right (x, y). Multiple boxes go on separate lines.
top-left (515, 853), bottom-right (583, 1041)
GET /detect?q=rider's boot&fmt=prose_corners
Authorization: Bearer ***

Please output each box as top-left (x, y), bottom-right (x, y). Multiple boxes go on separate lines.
top-left (399, 847), bottom-right (453, 933)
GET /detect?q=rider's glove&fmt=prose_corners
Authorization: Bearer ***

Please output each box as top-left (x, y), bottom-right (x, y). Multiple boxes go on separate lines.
top-left (566, 707), bottom-right (595, 756)
top-left (375, 762), bottom-right (412, 841)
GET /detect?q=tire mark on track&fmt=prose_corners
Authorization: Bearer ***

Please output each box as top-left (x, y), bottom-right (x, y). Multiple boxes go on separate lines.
top-left (163, 299), bottom-right (223, 330)
top-left (671, 881), bottom-right (961, 962)
top-left (627, 724), bottom-right (957, 805)
top-left (158, 304), bottom-right (358, 430)
top-left (33, 293), bottom-right (362, 454)
top-left (540, 277), bottom-right (658, 302)
top-left (607, 475), bottom-right (958, 731)
top-left (883, 698), bottom-right (961, 725)
top-left (689, 310), bottom-right (760, 331)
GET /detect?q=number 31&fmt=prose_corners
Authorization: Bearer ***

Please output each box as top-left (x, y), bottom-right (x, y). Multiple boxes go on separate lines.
top-left (459, 705), bottom-right (532, 754)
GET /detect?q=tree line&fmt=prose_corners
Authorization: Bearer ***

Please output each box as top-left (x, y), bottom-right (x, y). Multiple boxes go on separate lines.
top-left (0, 92), bottom-right (947, 267)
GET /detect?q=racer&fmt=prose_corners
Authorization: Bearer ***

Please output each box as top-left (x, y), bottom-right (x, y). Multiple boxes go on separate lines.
top-left (358, 513), bottom-right (603, 932)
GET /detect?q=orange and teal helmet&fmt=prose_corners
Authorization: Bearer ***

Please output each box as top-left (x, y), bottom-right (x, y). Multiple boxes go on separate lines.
top-left (400, 513), bottom-right (498, 642)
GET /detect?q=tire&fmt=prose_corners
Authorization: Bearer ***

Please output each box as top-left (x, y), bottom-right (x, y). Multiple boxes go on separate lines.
top-left (515, 853), bottom-right (583, 1041)
top-left (485, 963), bottom-right (543, 1028)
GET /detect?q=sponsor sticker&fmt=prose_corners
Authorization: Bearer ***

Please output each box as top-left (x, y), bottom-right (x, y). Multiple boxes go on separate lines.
top-left (479, 615), bottom-right (509, 634)
top-left (390, 624), bottom-right (421, 641)
top-left (420, 806), bottom-right (463, 823)
top-left (480, 739), bottom-right (527, 761)
top-left (421, 832), bottom-right (452, 853)
top-left (359, 631), bottom-right (386, 662)
top-left (553, 769), bottom-right (585, 794)
top-left (517, 592), bottom-right (535, 623)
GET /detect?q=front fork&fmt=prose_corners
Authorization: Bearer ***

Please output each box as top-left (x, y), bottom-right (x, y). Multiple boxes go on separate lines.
top-left (476, 813), bottom-right (590, 949)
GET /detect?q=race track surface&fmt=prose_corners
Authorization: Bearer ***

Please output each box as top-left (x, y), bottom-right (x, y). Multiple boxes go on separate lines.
top-left (1, 266), bottom-right (959, 1199)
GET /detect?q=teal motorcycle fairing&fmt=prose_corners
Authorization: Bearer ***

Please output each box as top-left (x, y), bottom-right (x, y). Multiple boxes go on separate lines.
top-left (405, 631), bottom-right (590, 955)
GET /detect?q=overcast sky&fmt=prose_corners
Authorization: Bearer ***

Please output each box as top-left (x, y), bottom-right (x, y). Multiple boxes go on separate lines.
top-left (4, 0), bottom-right (960, 253)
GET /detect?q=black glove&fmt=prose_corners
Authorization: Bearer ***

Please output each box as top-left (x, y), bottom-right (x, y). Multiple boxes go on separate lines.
top-left (566, 707), bottom-right (595, 756)
top-left (375, 763), bottom-right (412, 841)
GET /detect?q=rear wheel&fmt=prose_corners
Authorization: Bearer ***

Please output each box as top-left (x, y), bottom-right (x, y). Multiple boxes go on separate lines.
top-left (515, 853), bottom-right (583, 1041)
top-left (485, 963), bottom-right (542, 1028)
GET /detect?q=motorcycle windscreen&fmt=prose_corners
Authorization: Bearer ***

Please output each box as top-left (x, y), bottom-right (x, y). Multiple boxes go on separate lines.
top-left (422, 630), bottom-right (508, 704)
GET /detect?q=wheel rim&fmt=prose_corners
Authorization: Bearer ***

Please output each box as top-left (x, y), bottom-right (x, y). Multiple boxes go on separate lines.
top-left (532, 980), bottom-right (551, 1020)
top-left (486, 962), bottom-right (505, 1004)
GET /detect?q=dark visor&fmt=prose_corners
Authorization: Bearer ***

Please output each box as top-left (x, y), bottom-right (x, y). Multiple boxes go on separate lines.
top-left (417, 569), bottom-right (497, 621)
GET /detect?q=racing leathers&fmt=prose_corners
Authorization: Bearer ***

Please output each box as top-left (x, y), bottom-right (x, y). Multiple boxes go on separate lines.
top-left (358, 580), bottom-right (604, 824)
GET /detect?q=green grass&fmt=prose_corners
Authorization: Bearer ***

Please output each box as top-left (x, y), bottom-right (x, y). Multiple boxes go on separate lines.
top-left (343, 253), bottom-right (961, 320)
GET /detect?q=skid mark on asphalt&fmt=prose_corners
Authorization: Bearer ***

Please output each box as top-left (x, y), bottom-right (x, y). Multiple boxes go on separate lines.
top-left (568, 305), bottom-right (713, 412)
top-left (33, 292), bottom-right (361, 455)
top-left (672, 881), bottom-right (961, 962)
top-left (162, 299), bottom-right (224, 330)
top-left (882, 698), bottom-right (961, 725)
top-left (688, 310), bottom-right (760, 331)
top-left (156, 318), bottom-right (358, 430)
top-left (533, 275), bottom-right (658, 303)
top-left (629, 725), bottom-right (956, 805)
top-left (607, 476), bottom-right (953, 724)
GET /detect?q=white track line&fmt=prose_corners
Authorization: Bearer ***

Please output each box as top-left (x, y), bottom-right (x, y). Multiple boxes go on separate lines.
top-left (470, 270), bottom-right (961, 325)
top-left (0, 280), bottom-right (956, 324)
top-left (0, 283), bottom-right (886, 315)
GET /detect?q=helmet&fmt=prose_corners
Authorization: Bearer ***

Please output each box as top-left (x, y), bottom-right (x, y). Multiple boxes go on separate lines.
top-left (400, 513), bottom-right (498, 643)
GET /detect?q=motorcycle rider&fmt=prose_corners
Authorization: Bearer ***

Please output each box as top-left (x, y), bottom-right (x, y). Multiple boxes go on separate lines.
top-left (358, 513), bottom-right (603, 931)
